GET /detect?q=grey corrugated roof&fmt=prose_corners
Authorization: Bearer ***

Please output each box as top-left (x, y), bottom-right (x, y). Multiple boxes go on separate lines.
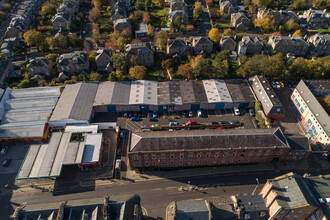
top-left (130, 128), bottom-right (289, 152)
top-left (175, 200), bottom-right (210, 220)
top-left (111, 81), bottom-right (131, 105)
top-left (179, 81), bottom-right (196, 104)
top-left (50, 83), bottom-right (98, 121)
top-left (304, 80), bottom-right (330, 96)
top-left (226, 79), bottom-right (255, 103)
top-left (296, 80), bottom-right (330, 137)
top-left (269, 173), bottom-right (319, 209)
top-left (93, 81), bottom-right (115, 106)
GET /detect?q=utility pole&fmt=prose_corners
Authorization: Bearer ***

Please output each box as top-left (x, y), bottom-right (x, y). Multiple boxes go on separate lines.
top-left (252, 178), bottom-right (259, 195)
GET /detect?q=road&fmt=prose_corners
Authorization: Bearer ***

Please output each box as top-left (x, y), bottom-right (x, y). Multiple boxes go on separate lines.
top-left (1, 169), bottom-right (329, 219)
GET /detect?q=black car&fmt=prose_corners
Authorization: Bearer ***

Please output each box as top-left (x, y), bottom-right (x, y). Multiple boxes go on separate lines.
top-left (230, 121), bottom-right (241, 125)
top-left (2, 157), bottom-right (11, 167)
top-left (219, 121), bottom-right (229, 125)
top-left (149, 118), bottom-right (158, 122)
top-left (211, 121), bottom-right (218, 125)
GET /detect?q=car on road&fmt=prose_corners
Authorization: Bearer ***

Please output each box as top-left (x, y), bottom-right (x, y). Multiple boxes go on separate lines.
top-left (2, 157), bottom-right (11, 167)
top-left (1, 146), bottom-right (8, 155)
top-left (169, 121), bottom-right (180, 126)
top-left (153, 111), bottom-right (158, 118)
top-left (219, 121), bottom-right (229, 125)
top-left (130, 117), bottom-right (140, 121)
top-left (151, 124), bottom-right (160, 127)
top-left (189, 111), bottom-right (193, 117)
top-left (233, 107), bottom-right (240, 116)
top-left (249, 108), bottom-right (255, 116)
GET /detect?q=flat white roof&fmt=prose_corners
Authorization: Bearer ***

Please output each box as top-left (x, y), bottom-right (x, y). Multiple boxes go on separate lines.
top-left (82, 133), bottom-right (102, 163)
top-left (65, 125), bottom-right (99, 134)
top-left (203, 79), bottom-right (233, 103)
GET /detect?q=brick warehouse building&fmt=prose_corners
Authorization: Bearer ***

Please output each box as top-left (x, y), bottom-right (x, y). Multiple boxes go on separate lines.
top-left (290, 80), bottom-right (330, 148)
top-left (128, 128), bottom-right (302, 169)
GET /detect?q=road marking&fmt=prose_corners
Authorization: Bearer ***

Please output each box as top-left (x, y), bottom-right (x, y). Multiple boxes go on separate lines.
top-left (141, 206), bottom-right (148, 218)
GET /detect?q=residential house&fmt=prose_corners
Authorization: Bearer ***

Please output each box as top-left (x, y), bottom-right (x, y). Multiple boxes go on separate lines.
top-left (6, 18), bottom-right (26, 38)
top-left (111, 4), bottom-right (127, 23)
top-left (192, 37), bottom-right (213, 56)
top-left (126, 43), bottom-right (154, 66)
top-left (219, 0), bottom-right (237, 6)
top-left (304, 9), bottom-right (329, 29)
top-left (249, 75), bottom-right (285, 119)
top-left (128, 128), bottom-right (292, 169)
top-left (267, 36), bottom-right (309, 57)
top-left (27, 57), bottom-right (52, 77)
top-left (220, 36), bottom-right (237, 51)
top-left (57, 51), bottom-right (89, 75)
top-left (95, 49), bottom-right (112, 73)
top-left (307, 34), bottom-right (330, 57)
top-left (257, 9), bottom-right (299, 26)
top-left (57, 2), bottom-right (76, 16)
top-left (237, 36), bottom-right (264, 56)
top-left (63, 0), bottom-right (81, 7)
top-left (135, 23), bottom-right (148, 38)
top-left (167, 39), bottom-right (188, 58)
top-left (170, 0), bottom-right (188, 12)
top-left (220, 1), bottom-right (236, 16)
top-left (52, 13), bottom-right (72, 30)
top-left (232, 194), bottom-right (268, 220)
top-left (290, 80), bottom-right (330, 146)
top-left (0, 59), bottom-right (13, 87)
top-left (0, 37), bottom-right (19, 57)
top-left (169, 10), bottom-right (189, 24)
top-left (121, 0), bottom-right (131, 7)
top-left (230, 12), bottom-right (250, 31)
top-left (113, 18), bottom-right (131, 33)
top-left (259, 173), bottom-right (328, 220)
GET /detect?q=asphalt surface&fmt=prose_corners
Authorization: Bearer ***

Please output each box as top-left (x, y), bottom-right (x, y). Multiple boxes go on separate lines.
top-left (1, 169), bottom-right (329, 219)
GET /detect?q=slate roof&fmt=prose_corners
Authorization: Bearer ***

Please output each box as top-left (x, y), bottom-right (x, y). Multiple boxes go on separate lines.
top-left (168, 39), bottom-right (187, 49)
top-left (304, 79), bottom-right (330, 96)
top-left (0, 59), bottom-right (10, 76)
top-left (194, 37), bottom-right (213, 47)
top-left (126, 43), bottom-right (153, 55)
top-left (175, 200), bottom-right (211, 220)
top-left (130, 127), bottom-right (289, 152)
top-left (268, 173), bottom-right (319, 209)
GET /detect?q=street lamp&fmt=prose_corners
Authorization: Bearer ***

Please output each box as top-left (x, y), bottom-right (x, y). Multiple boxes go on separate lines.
top-left (252, 178), bottom-right (259, 195)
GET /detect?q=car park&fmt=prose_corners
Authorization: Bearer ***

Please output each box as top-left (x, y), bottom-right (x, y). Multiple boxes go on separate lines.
top-left (233, 107), bottom-right (240, 116)
top-left (0, 146), bottom-right (8, 155)
top-left (2, 157), bottom-right (11, 167)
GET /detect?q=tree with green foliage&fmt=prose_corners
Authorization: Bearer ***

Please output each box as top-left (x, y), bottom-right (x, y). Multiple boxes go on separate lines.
top-left (41, 2), bottom-right (56, 17)
top-left (47, 54), bottom-right (58, 62)
top-left (223, 28), bottom-right (236, 37)
top-left (284, 19), bottom-right (301, 32)
top-left (156, 31), bottom-right (168, 51)
top-left (193, 59), bottom-right (213, 78)
top-left (291, 0), bottom-right (307, 10)
top-left (111, 54), bottom-right (127, 71)
top-left (255, 100), bottom-right (262, 111)
top-left (174, 16), bottom-right (182, 28)
top-left (93, 0), bottom-right (108, 9)
top-left (177, 64), bottom-right (193, 79)
top-left (193, 2), bottom-right (203, 19)
top-left (18, 79), bottom-right (30, 88)
top-left (23, 29), bottom-right (43, 47)
top-left (135, 0), bottom-right (145, 11)
top-left (252, 0), bottom-right (273, 8)
top-left (161, 59), bottom-right (174, 70)
top-left (89, 71), bottom-right (102, 81)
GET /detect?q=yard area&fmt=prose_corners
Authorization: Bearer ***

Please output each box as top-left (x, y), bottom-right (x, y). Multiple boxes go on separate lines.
top-left (149, 6), bottom-right (169, 27)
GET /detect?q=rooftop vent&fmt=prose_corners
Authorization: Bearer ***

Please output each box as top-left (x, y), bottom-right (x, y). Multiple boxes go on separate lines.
top-left (284, 186), bottom-right (289, 189)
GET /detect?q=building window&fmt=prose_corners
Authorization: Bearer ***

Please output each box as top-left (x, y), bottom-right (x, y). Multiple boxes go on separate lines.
top-left (312, 125), bottom-right (318, 136)
top-left (223, 154), bottom-right (227, 158)
top-left (206, 152), bottom-right (211, 158)
top-left (297, 211), bottom-right (303, 214)
top-left (300, 107), bottom-right (304, 113)
top-left (292, 94), bottom-right (295, 99)
top-left (316, 210), bottom-right (321, 218)
top-left (145, 162), bottom-right (149, 166)
top-left (188, 152), bottom-right (193, 158)
top-left (204, 160), bottom-right (209, 164)
top-left (276, 216), bottom-right (281, 219)
top-left (180, 155), bottom-right (184, 159)
top-left (213, 160), bottom-right (217, 164)
top-left (196, 161), bottom-right (200, 165)
top-left (215, 153), bottom-right (219, 158)
top-left (197, 153), bottom-right (202, 158)
top-left (280, 210), bottom-right (286, 214)
top-left (187, 161), bottom-right (192, 165)
top-left (162, 162), bottom-right (166, 166)
top-left (285, 215), bottom-right (290, 219)
top-left (179, 161), bottom-right (183, 166)
top-left (152, 162), bottom-right (156, 166)
top-left (170, 161), bottom-right (174, 166)
top-left (232, 153), bottom-right (236, 157)
top-left (295, 98), bottom-right (301, 108)
top-left (152, 154), bottom-right (156, 160)
top-left (170, 153), bottom-right (175, 159)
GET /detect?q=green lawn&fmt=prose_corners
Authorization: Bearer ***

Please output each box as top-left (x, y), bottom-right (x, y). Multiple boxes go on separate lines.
top-left (148, 7), bottom-right (169, 27)
top-left (149, 7), bottom-right (168, 17)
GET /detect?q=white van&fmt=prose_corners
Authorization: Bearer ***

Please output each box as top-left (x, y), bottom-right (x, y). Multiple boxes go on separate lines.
top-left (233, 107), bottom-right (240, 116)
top-left (115, 159), bottom-right (121, 170)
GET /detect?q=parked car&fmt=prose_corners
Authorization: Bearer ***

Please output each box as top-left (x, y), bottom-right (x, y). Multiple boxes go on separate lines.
top-left (151, 124), bottom-right (160, 127)
top-left (211, 121), bottom-right (218, 125)
top-left (230, 121), bottom-right (241, 125)
top-left (249, 108), bottom-right (255, 116)
top-left (147, 112), bottom-right (152, 118)
top-left (189, 111), bottom-right (193, 117)
top-left (142, 129), bottom-right (152, 132)
top-left (219, 121), bottom-right (229, 125)
top-left (197, 110), bottom-right (202, 117)
top-left (279, 81), bottom-right (284, 88)
top-left (115, 159), bottom-right (121, 170)
top-left (233, 107), bottom-right (240, 116)
top-left (169, 121), bottom-right (180, 126)
top-left (153, 111), bottom-right (158, 118)
top-left (124, 112), bottom-right (128, 118)
top-left (119, 131), bottom-right (124, 138)
top-left (131, 117), bottom-right (140, 121)
top-left (2, 157), bottom-right (11, 167)
top-left (185, 120), bottom-right (197, 126)
top-left (0, 146), bottom-right (8, 155)
top-left (149, 118), bottom-right (158, 122)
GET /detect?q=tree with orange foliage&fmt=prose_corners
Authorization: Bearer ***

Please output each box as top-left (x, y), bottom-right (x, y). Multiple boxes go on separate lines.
top-left (292, 29), bottom-right (303, 37)
top-left (255, 14), bottom-right (275, 31)
top-left (177, 64), bottom-right (193, 80)
top-left (143, 13), bottom-right (150, 24)
top-left (208, 28), bottom-right (220, 43)
top-left (89, 8), bottom-right (100, 23)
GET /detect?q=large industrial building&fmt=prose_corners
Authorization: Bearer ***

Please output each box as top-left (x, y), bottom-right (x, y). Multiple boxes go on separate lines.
top-left (291, 80), bottom-right (330, 147)
top-left (17, 130), bottom-right (103, 180)
top-left (93, 79), bottom-right (254, 113)
top-left (128, 128), bottom-right (296, 169)
top-left (0, 86), bottom-right (61, 142)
